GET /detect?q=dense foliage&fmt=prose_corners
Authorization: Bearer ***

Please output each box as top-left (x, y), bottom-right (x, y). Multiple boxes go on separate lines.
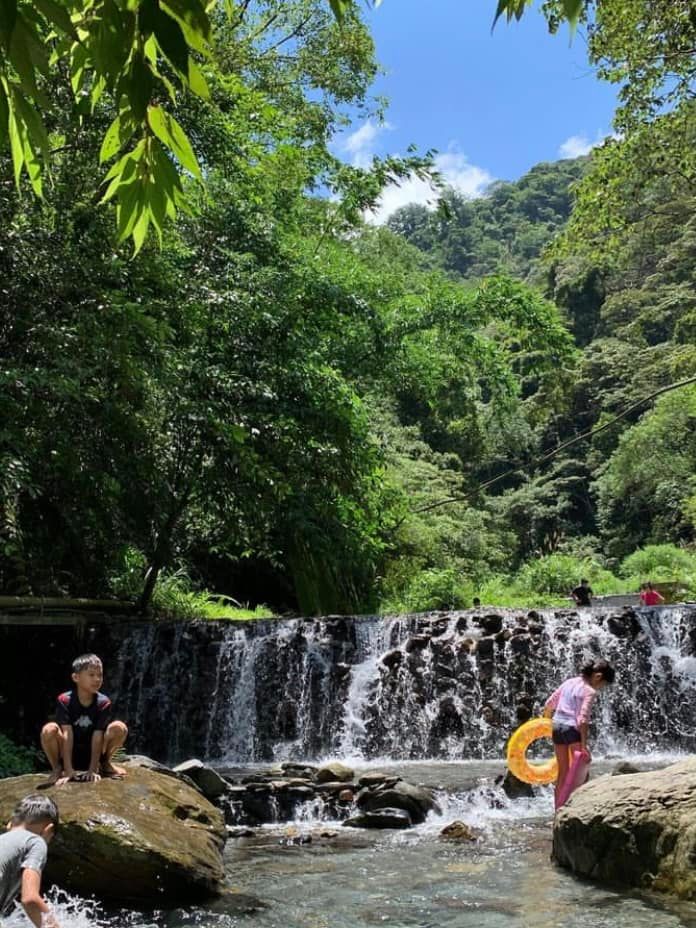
top-left (1, 0), bottom-right (694, 615)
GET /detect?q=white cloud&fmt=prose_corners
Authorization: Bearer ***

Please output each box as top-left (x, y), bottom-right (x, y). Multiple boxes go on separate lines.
top-left (368, 149), bottom-right (493, 225)
top-left (340, 119), bottom-right (392, 168)
top-left (558, 133), bottom-right (602, 159)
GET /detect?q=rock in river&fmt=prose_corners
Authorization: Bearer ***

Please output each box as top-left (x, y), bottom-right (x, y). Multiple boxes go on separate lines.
top-left (553, 757), bottom-right (696, 899)
top-left (316, 761), bottom-right (354, 784)
top-left (173, 758), bottom-right (228, 800)
top-left (0, 763), bottom-right (225, 903)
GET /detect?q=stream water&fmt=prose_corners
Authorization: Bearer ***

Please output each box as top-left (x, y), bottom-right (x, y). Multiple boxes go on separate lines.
top-left (7, 606), bottom-right (696, 927)
top-left (4, 759), bottom-right (696, 928)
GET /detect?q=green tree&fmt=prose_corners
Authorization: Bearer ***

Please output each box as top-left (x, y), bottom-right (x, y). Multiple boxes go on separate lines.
top-left (595, 386), bottom-right (696, 556)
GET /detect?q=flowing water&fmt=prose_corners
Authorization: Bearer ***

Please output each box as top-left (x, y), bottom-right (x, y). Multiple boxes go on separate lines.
top-left (20, 605), bottom-right (696, 927)
top-left (8, 760), bottom-right (696, 928)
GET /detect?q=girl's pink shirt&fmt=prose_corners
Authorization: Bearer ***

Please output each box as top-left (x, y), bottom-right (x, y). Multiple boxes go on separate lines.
top-left (545, 676), bottom-right (596, 727)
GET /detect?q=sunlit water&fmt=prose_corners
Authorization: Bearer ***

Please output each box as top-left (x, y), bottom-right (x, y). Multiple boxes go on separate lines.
top-left (7, 760), bottom-right (696, 928)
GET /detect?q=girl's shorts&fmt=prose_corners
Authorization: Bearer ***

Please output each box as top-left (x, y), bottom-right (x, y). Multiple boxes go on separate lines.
top-left (552, 723), bottom-right (581, 745)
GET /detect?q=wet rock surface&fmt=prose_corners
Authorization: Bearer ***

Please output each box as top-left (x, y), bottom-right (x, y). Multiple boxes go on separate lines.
top-left (0, 763), bottom-right (225, 903)
top-left (219, 762), bottom-right (442, 829)
top-left (553, 757), bottom-right (696, 899)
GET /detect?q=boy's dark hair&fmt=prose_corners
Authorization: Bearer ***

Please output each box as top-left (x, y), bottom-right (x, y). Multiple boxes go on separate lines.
top-left (11, 795), bottom-right (59, 830)
top-left (580, 578), bottom-right (589, 585)
top-left (581, 658), bottom-right (616, 685)
top-left (72, 653), bottom-right (102, 674)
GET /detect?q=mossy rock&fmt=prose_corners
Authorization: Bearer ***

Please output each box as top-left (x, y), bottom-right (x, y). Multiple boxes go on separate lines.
top-left (0, 763), bottom-right (225, 903)
top-left (553, 757), bottom-right (696, 899)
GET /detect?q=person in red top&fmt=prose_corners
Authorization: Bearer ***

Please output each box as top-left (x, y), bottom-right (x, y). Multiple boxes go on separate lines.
top-left (640, 582), bottom-right (665, 606)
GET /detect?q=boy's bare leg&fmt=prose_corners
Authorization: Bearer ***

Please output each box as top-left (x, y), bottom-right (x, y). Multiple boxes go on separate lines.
top-left (100, 721), bottom-right (128, 777)
top-left (40, 723), bottom-right (65, 785)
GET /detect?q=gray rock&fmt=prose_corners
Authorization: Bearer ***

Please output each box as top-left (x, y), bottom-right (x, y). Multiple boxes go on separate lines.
top-left (357, 779), bottom-right (440, 824)
top-left (173, 760), bottom-right (228, 801)
top-left (553, 757), bottom-right (696, 899)
top-left (316, 761), bottom-right (354, 784)
top-left (226, 826), bottom-right (255, 838)
top-left (343, 808), bottom-right (412, 829)
top-left (499, 770), bottom-right (534, 799)
top-left (357, 771), bottom-right (397, 789)
top-left (440, 820), bottom-right (478, 841)
top-left (611, 761), bottom-right (641, 776)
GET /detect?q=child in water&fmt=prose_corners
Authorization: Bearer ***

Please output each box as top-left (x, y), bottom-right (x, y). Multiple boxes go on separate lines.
top-left (543, 658), bottom-right (615, 806)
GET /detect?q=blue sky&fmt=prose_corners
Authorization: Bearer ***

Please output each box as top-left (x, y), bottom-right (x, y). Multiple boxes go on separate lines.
top-left (338, 0), bottom-right (618, 221)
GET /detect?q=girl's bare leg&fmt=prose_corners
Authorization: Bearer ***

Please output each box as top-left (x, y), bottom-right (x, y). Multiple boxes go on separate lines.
top-left (554, 743), bottom-right (570, 810)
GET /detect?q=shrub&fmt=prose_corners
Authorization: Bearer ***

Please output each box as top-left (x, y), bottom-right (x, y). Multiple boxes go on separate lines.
top-left (515, 553), bottom-right (622, 596)
top-left (382, 568), bottom-right (472, 613)
top-left (619, 544), bottom-right (696, 581)
top-left (0, 733), bottom-right (37, 778)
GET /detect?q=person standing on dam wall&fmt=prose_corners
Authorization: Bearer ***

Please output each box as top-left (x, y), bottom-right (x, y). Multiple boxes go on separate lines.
top-left (571, 579), bottom-right (593, 607)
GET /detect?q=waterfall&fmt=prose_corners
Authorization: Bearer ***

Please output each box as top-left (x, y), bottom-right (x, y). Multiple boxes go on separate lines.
top-left (104, 605), bottom-right (696, 764)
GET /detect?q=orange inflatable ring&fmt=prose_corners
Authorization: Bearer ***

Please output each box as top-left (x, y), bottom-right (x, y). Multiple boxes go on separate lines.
top-left (506, 717), bottom-right (557, 785)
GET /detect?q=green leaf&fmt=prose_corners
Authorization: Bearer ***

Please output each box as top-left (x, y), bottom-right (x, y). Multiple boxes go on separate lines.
top-left (187, 57), bottom-right (209, 100)
top-left (32, 0), bottom-right (77, 39)
top-left (147, 105), bottom-right (201, 179)
top-left (153, 7), bottom-right (189, 76)
top-left (6, 99), bottom-right (25, 188)
top-left (100, 114), bottom-right (122, 163)
top-left (561, 0), bottom-right (583, 29)
top-left (328, 0), bottom-right (350, 23)
top-left (11, 86), bottom-right (50, 157)
top-left (160, 0), bottom-right (210, 41)
top-left (116, 178), bottom-right (142, 240)
top-left (0, 0), bottom-right (17, 51)
top-left (9, 18), bottom-right (39, 97)
top-left (0, 82), bottom-right (8, 138)
top-left (126, 54), bottom-right (154, 120)
top-left (131, 204), bottom-right (151, 254)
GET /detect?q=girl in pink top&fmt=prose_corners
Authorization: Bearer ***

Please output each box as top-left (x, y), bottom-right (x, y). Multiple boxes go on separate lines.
top-left (543, 659), bottom-right (615, 807)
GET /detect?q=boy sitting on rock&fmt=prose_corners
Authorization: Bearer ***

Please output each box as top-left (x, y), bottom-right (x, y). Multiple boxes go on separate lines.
top-left (41, 653), bottom-right (128, 786)
top-left (0, 795), bottom-right (61, 927)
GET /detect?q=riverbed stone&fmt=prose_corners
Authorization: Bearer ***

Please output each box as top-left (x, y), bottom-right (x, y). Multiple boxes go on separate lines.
top-left (611, 761), bottom-right (641, 776)
top-left (316, 761), bottom-right (354, 783)
top-left (357, 779), bottom-right (440, 824)
top-left (440, 821), bottom-right (478, 841)
top-left (499, 770), bottom-right (534, 799)
top-left (553, 757), bottom-right (696, 898)
top-left (343, 808), bottom-right (412, 829)
top-left (173, 759), bottom-right (228, 800)
top-left (357, 771), bottom-right (398, 789)
top-left (0, 764), bottom-right (225, 903)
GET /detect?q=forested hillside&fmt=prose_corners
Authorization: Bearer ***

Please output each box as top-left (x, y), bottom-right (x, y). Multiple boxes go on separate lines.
top-left (1, 0), bottom-right (694, 615)
top-left (380, 141), bottom-right (696, 609)
top-left (388, 158), bottom-right (587, 282)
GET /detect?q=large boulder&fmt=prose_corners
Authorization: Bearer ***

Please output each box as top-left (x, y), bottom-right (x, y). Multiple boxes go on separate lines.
top-left (553, 757), bottom-right (696, 898)
top-left (0, 763), bottom-right (225, 903)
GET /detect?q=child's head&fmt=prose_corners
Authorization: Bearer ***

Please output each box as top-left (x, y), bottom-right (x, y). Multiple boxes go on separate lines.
top-left (10, 795), bottom-right (59, 842)
top-left (71, 653), bottom-right (103, 693)
top-left (580, 578), bottom-right (589, 586)
top-left (581, 658), bottom-right (615, 689)
top-left (646, 581), bottom-right (654, 590)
